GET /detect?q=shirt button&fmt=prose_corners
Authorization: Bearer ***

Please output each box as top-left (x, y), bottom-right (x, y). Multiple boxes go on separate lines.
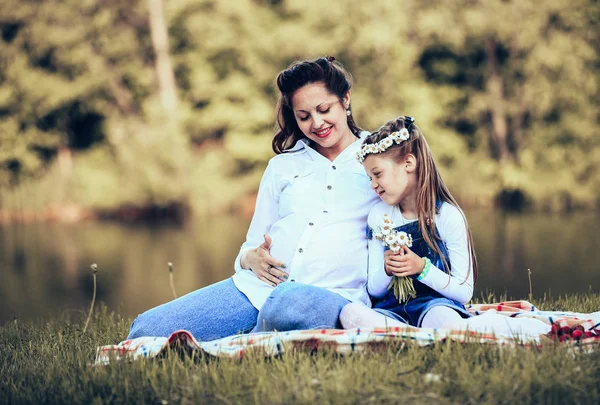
top-left (332, 165), bottom-right (336, 170)
top-left (298, 248), bottom-right (303, 253)
top-left (309, 222), bottom-right (314, 226)
top-left (327, 185), bottom-right (332, 190)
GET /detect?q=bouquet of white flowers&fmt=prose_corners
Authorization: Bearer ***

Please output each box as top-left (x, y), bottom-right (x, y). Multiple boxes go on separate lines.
top-left (372, 214), bottom-right (416, 303)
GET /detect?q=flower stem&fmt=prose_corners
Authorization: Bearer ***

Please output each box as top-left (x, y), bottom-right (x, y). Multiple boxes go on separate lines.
top-left (82, 263), bottom-right (97, 334)
top-left (527, 268), bottom-right (533, 302)
top-left (390, 276), bottom-right (416, 303)
top-left (168, 262), bottom-right (178, 299)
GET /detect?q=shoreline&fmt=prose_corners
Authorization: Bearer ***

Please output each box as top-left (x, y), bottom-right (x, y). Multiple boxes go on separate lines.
top-left (1, 192), bottom-right (598, 226)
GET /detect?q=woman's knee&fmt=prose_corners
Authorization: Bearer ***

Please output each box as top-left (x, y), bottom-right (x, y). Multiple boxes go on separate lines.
top-left (262, 283), bottom-right (330, 317)
top-left (267, 282), bottom-right (309, 305)
top-left (127, 312), bottom-right (150, 339)
top-left (258, 284), bottom-right (307, 328)
top-left (257, 283), bottom-right (347, 331)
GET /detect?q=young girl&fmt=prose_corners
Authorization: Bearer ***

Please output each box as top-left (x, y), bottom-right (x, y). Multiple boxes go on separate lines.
top-left (340, 116), bottom-right (477, 329)
top-left (341, 115), bottom-right (552, 336)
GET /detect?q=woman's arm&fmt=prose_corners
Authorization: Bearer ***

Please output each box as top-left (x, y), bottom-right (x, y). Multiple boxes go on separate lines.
top-left (234, 161), bottom-right (286, 285)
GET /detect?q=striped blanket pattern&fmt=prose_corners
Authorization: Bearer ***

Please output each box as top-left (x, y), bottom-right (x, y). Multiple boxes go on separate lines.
top-left (94, 301), bottom-right (600, 365)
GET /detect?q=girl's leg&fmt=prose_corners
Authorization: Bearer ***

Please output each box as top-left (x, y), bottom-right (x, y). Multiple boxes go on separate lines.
top-left (127, 278), bottom-right (258, 341)
top-left (421, 305), bottom-right (463, 328)
top-left (421, 306), bottom-right (551, 336)
top-left (253, 283), bottom-right (350, 332)
top-left (340, 303), bottom-right (407, 329)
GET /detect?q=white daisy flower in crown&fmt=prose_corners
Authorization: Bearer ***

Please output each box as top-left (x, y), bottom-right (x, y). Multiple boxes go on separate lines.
top-left (381, 138), bottom-right (394, 148)
top-left (398, 128), bottom-right (410, 141)
top-left (367, 144), bottom-right (378, 153)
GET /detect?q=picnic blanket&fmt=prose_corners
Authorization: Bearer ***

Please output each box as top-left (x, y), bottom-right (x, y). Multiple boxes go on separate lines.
top-left (94, 301), bottom-right (600, 365)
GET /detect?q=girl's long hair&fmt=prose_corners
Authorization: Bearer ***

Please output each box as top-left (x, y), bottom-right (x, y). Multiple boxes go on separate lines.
top-left (273, 57), bottom-right (363, 154)
top-left (362, 117), bottom-right (478, 284)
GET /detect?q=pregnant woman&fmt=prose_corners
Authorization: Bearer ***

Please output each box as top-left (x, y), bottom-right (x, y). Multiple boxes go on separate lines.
top-left (127, 56), bottom-right (379, 341)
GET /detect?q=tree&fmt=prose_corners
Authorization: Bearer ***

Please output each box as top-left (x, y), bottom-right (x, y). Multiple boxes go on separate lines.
top-left (413, 0), bottom-right (599, 208)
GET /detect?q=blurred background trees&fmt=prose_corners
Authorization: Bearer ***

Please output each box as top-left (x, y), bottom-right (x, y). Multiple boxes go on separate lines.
top-left (0, 0), bottom-right (598, 220)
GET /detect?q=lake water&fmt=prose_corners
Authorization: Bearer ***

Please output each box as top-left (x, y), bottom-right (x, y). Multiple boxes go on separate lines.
top-left (1, 210), bottom-right (599, 325)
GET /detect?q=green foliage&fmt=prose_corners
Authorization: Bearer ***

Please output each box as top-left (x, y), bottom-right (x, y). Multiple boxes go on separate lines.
top-left (1, 295), bottom-right (600, 404)
top-left (0, 0), bottom-right (598, 213)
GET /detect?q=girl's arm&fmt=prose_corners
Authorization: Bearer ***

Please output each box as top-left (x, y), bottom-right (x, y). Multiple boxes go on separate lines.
top-left (366, 206), bottom-right (393, 298)
top-left (417, 204), bottom-right (474, 304)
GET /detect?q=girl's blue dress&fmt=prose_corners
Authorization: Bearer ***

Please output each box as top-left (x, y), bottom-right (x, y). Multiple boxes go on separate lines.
top-left (368, 213), bottom-right (472, 327)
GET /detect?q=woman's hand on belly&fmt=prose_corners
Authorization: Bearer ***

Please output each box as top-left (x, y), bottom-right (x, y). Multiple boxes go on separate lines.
top-left (241, 234), bottom-right (288, 286)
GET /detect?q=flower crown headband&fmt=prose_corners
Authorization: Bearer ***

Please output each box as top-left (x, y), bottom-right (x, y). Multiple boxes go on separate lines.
top-left (356, 116), bottom-right (416, 164)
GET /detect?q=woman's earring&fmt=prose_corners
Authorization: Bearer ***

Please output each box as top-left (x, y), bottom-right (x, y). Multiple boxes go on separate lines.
top-left (346, 109), bottom-right (351, 116)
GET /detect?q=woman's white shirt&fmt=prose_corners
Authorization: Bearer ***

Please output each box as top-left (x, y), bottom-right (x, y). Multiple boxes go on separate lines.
top-left (366, 201), bottom-right (474, 304)
top-left (232, 134), bottom-right (380, 310)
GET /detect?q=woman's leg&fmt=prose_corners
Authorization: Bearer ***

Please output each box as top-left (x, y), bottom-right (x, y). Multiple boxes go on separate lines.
top-left (127, 278), bottom-right (258, 341)
top-left (340, 303), bottom-right (407, 329)
top-left (253, 283), bottom-right (350, 332)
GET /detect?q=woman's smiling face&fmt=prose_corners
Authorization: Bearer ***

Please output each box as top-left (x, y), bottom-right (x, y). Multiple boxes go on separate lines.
top-left (291, 82), bottom-right (355, 160)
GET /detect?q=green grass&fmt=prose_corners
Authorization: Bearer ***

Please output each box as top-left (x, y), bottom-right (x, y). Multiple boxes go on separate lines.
top-left (1, 295), bottom-right (599, 405)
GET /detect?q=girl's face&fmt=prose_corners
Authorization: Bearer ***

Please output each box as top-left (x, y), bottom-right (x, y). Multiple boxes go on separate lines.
top-left (291, 82), bottom-right (354, 160)
top-left (363, 153), bottom-right (417, 208)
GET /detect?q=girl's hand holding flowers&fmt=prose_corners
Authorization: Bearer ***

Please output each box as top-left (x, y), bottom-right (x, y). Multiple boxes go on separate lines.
top-left (384, 245), bottom-right (426, 278)
top-left (374, 214), bottom-right (419, 302)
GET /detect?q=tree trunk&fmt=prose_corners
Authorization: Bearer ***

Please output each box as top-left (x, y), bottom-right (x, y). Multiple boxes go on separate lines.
top-left (485, 37), bottom-right (509, 161)
top-left (148, 0), bottom-right (178, 114)
top-left (510, 85), bottom-right (528, 162)
top-left (88, 42), bottom-right (139, 116)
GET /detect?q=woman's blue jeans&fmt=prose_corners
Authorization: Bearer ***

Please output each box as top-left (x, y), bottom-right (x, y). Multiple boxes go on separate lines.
top-left (127, 278), bottom-right (350, 342)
